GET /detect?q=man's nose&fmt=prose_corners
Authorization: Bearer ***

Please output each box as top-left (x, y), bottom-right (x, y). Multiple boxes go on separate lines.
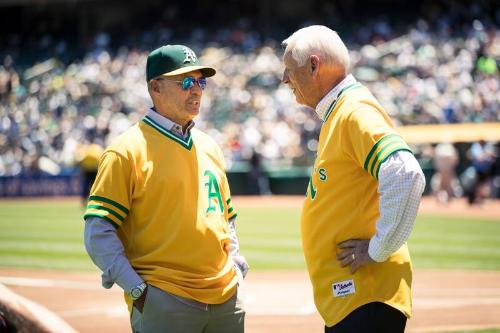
top-left (190, 83), bottom-right (202, 95)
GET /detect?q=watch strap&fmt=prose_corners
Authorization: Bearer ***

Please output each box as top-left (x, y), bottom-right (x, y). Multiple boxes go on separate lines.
top-left (130, 282), bottom-right (147, 301)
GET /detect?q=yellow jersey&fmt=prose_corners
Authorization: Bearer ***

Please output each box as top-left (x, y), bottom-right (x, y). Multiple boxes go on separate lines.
top-left (84, 114), bottom-right (238, 307)
top-left (301, 83), bottom-right (413, 326)
top-left (76, 143), bottom-right (103, 171)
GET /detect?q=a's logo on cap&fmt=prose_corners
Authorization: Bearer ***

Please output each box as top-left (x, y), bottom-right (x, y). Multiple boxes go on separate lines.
top-left (183, 47), bottom-right (197, 64)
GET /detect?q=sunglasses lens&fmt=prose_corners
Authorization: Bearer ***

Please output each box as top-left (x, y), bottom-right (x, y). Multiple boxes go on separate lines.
top-left (198, 77), bottom-right (207, 90)
top-left (181, 77), bottom-right (207, 90)
top-left (182, 77), bottom-right (195, 90)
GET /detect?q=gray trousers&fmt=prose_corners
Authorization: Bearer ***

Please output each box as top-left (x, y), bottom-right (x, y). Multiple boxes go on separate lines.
top-left (131, 285), bottom-right (245, 333)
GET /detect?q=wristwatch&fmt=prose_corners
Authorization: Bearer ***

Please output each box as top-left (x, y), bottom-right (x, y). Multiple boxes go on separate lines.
top-left (130, 282), bottom-right (147, 301)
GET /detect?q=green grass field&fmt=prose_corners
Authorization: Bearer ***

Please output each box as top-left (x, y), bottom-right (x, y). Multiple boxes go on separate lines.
top-left (0, 200), bottom-right (499, 271)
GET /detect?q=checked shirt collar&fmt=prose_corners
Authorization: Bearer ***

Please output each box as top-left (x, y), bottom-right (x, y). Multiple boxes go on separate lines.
top-left (147, 107), bottom-right (194, 139)
top-left (315, 74), bottom-right (357, 121)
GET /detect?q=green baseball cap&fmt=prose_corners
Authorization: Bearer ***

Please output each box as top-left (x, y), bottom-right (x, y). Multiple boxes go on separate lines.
top-left (146, 44), bottom-right (216, 82)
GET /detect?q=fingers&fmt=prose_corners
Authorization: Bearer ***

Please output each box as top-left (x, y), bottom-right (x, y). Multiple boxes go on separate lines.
top-left (337, 251), bottom-right (360, 273)
top-left (349, 260), bottom-right (360, 274)
top-left (337, 250), bottom-right (356, 267)
top-left (338, 252), bottom-right (360, 272)
top-left (340, 254), bottom-right (353, 267)
top-left (337, 240), bottom-right (357, 268)
top-left (337, 239), bottom-right (360, 268)
top-left (337, 239), bottom-right (358, 249)
top-left (336, 249), bottom-right (352, 261)
top-left (336, 239), bottom-right (371, 273)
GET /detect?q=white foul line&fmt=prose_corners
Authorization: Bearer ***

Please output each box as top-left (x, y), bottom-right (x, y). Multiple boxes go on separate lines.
top-left (0, 276), bottom-right (102, 290)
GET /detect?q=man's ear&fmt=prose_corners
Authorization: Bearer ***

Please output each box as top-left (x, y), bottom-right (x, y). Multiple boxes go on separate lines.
top-left (150, 80), bottom-right (161, 94)
top-left (310, 55), bottom-right (320, 75)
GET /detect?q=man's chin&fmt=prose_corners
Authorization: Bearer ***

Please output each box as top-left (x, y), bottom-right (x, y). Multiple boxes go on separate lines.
top-left (186, 107), bottom-right (200, 116)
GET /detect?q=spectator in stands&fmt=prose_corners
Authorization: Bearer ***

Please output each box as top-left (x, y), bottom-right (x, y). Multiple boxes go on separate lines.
top-left (466, 140), bottom-right (497, 204)
top-left (0, 0), bottom-right (498, 182)
top-left (247, 149), bottom-right (270, 195)
top-left (493, 142), bottom-right (500, 199)
top-left (74, 134), bottom-right (104, 205)
top-left (431, 143), bottom-right (461, 203)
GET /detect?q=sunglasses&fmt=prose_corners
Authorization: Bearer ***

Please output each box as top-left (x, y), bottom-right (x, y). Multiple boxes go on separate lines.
top-left (157, 76), bottom-right (207, 91)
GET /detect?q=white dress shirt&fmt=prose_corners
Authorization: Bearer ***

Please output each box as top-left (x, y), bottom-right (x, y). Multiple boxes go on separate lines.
top-left (315, 75), bottom-right (426, 262)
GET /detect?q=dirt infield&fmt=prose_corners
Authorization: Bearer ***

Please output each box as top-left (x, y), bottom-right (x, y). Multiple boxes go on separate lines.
top-left (1, 196), bottom-right (499, 332)
top-left (1, 269), bottom-right (500, 333)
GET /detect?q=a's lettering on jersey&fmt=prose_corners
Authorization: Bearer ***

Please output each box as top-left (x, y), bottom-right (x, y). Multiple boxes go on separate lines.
top-left (204, 170), bottom-right (223, 215)
top-left (307, 175), bottom-right (317, 200)
top-left (183, 47), bottom-right (198, 64)
top-left (332, 279), bottom-right (356, 297)
top-left (319, 168), bottom-right (327, 181)
top-left (307, 167), bottom-right (329, 199)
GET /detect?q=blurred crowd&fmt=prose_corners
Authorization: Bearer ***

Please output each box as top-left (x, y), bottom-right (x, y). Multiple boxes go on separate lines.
top-left (428, 141), bottom-right (499, 204)
top-left (0, 1), bottom-right (498, 198)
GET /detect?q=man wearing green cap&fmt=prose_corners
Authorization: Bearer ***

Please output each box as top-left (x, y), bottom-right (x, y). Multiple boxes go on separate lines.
top-left (83, 45), bottom-right (248, 333)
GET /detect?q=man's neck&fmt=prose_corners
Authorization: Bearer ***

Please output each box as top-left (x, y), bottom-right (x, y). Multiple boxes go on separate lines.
top-left (149, 108), bottom-right (194, 137)
top-left (314, 74), bottom-right (356, 121)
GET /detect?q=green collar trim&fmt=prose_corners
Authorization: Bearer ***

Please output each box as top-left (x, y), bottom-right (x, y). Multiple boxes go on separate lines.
top-left (322, 82), bottom-right (363, 122)
top-left (142, 116), bottom-right (193, 150)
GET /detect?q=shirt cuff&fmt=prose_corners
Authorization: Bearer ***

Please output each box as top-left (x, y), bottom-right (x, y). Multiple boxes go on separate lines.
top-left (368, 238), bottom-right (392, 262)
top-left (232, 255), bottom-right (249, 278)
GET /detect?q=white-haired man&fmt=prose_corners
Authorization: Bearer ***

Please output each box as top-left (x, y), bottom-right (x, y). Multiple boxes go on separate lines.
top-left (282, 25), bottom-right (425, 332)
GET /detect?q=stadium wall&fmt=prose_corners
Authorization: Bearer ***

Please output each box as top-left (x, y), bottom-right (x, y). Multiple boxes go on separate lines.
top-left (0, 175), bottom-right (82, 197)
top-left (0, 172), bottom-right (310, 197)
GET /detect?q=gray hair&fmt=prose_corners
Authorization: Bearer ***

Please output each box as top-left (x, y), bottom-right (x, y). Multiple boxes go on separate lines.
top-left (282, 25), bottom-right (350, 71)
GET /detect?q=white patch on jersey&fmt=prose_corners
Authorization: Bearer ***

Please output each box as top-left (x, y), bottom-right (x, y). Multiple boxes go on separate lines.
top-left (332, 279), bottom-right (356, 298)
top-left (183, 47), bottom-right (197, 63)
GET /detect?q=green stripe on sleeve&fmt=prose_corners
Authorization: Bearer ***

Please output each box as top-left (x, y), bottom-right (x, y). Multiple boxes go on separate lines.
top-left (226, 198), bottom-right (231, 204)
top-left (84, 213), bottom-right (120, 229)
top-left (369, 140), bottom-right (410, 177)
top-left (364, 134), bottom-right (401, 171)
top-left (87, 204), bottom-right (125, 222)
top-left (228, 207), bottom-right (234, 214)
top-left (88, 195), bottom-right (129, 214)
top-left (374, 148), bottom-right (413, 180)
